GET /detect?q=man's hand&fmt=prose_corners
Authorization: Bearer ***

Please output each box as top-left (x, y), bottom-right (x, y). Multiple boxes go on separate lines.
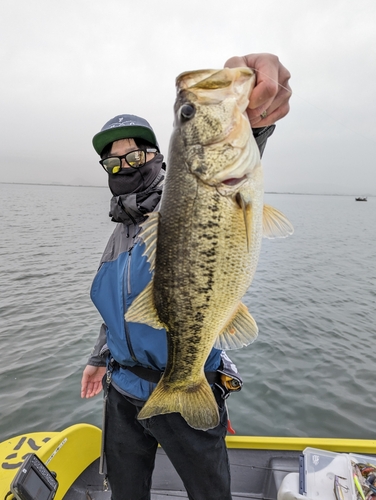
top-left (225, 53), bottom-right (292, 128)
top-left (81, 365), bottom-right (106, 398)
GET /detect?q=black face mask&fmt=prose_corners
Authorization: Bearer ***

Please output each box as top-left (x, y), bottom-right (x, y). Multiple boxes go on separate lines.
top-left (108, 154), bottom-right (165, 224)
top-left (108, 153), bottom-right (164, 196)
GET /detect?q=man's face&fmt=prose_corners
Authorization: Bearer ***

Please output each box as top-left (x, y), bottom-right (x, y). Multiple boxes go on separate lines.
top-left (110, 138), bottom-right (156, 169)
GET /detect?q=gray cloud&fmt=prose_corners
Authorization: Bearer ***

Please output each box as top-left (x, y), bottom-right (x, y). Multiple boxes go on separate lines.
top-left (1, 0), bottom-right (375, 194)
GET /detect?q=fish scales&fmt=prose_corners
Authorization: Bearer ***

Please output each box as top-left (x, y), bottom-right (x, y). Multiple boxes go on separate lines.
top-left (125, 67), bottom-right (293, 430)
top-left (154, 185), bottom-right (260, 380)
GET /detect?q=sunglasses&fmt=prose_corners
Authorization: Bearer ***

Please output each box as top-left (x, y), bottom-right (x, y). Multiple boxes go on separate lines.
top-left (100, 148), bottom-right (157, 174)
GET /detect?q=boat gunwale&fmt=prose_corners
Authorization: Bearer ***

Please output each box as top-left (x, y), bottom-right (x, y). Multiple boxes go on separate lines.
top-left (226, 435), bottom-right (376, 453)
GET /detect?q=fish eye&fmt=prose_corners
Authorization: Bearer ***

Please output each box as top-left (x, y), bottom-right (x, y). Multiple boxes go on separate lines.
top-left (180, 103), bottom-right (196, 121)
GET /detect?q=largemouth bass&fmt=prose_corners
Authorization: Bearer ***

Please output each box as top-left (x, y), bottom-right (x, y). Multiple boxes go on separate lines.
top-left (125, 67), bottom-right (293, 430)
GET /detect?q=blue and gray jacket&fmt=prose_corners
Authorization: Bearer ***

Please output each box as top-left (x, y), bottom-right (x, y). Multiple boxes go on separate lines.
top-left (87, 126), bottom-right (275, 401)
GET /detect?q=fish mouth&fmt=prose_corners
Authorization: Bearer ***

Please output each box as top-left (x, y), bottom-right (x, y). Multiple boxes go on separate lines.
top-left (221, 175), bottom-right (247, 186)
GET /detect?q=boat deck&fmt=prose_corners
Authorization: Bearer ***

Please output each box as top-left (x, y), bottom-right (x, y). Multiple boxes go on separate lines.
top-left (64, 447), bottom-right (300, 499)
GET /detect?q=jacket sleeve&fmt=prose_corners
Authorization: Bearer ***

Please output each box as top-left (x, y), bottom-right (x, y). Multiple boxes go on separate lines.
top-left (87, 323), bottom-right (109, 367)
top-left (253, 125), bottom-right (276, 158)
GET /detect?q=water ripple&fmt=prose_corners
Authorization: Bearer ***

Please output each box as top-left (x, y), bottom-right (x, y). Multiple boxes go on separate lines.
top-left (1, 186), bottom-right (376, 440)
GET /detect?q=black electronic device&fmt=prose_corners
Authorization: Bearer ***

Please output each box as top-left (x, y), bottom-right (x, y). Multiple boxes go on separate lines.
top-left (10, 453), bottom-right (58, 500)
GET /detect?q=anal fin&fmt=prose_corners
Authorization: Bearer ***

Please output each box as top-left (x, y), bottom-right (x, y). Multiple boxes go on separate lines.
top-left (214, 302), bottom-right (258, 350)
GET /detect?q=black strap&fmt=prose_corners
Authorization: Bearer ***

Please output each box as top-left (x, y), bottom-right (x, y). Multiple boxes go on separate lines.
top-left (119, 363), bottom-right (219, 385)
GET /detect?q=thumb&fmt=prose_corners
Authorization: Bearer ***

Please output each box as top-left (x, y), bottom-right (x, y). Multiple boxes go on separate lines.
top-left (224, 56), bottom-right (247, 69)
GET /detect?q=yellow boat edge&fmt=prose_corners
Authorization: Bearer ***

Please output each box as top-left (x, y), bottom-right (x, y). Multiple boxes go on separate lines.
top-left (225, 435), bottom-right (376, 454)
top-left (0, 423), bottom-right (101, 500)
top-left (1, 425), bottom-right (375, 500)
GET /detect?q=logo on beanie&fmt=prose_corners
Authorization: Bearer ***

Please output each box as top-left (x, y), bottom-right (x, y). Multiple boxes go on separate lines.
top-left (109, 118), bottom-right (136, 129)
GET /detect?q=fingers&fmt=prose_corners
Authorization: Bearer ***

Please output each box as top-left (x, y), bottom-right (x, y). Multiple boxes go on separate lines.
top-left (81, 380), bottom-right (103, 398)
top-left (249, 82), bottom-right (291, 127)
top-left (80, 365), bottom-right (106, 398)
top-left (224, 53), bottom-right (292, 127)
top-left (224, 55), bottom-right (247, 69)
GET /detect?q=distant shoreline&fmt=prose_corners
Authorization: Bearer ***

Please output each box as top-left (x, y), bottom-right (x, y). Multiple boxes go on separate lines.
top-left (0, 181), bottom-right (107, 189)
top-left (0, 181), bottom-right (372, 197)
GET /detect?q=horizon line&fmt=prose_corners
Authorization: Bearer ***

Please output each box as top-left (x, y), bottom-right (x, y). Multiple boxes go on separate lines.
top-left (0, 181), bottom-right (373, 198)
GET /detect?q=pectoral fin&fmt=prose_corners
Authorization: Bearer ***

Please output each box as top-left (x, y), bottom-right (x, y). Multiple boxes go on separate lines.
top-left (125, 281), bottom-right (165, 330)
top-left (236, 191), bottom-right (252, 251)
top-left (263, 204), bottom-right (294, 239)
top-left (214, 302), bottom-right (258, 350)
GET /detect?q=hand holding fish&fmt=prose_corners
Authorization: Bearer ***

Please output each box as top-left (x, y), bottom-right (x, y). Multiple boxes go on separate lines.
top-left (224, 53), bottom-right (292, 128)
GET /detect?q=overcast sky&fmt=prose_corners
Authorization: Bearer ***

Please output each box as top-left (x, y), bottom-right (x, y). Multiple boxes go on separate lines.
top-left (1, 0), bottom-right (375, 194)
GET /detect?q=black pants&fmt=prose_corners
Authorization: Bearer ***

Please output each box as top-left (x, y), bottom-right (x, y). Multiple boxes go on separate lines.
top-left (104, 384), bottom-right (232, 500)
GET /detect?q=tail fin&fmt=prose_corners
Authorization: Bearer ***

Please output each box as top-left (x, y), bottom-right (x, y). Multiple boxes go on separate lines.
top-left (137, 377), bottom-right (219, 431)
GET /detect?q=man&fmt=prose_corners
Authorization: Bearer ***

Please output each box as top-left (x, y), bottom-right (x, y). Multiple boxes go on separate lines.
top-left (81, 53), bottom-right (292, 500)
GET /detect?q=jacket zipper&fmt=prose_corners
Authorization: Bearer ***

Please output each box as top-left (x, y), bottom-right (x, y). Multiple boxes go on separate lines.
top-left (124, 249), bottom-right (138, 363)
top-left (127, 250), bottom-right (132, 295)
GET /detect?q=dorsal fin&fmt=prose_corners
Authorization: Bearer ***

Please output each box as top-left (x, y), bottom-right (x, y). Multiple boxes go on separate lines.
top-left (125, 281), bottom-right (165, 330)
top-left (139, 211), bottom-right (160, 271)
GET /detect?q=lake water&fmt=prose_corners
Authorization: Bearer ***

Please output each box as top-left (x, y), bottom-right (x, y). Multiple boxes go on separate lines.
top-left (0, 183), bottom-right (375, 442)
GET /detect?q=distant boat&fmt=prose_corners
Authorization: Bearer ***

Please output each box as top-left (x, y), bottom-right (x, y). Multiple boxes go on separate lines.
top-left (355, 197), bottom-right (367, 201)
